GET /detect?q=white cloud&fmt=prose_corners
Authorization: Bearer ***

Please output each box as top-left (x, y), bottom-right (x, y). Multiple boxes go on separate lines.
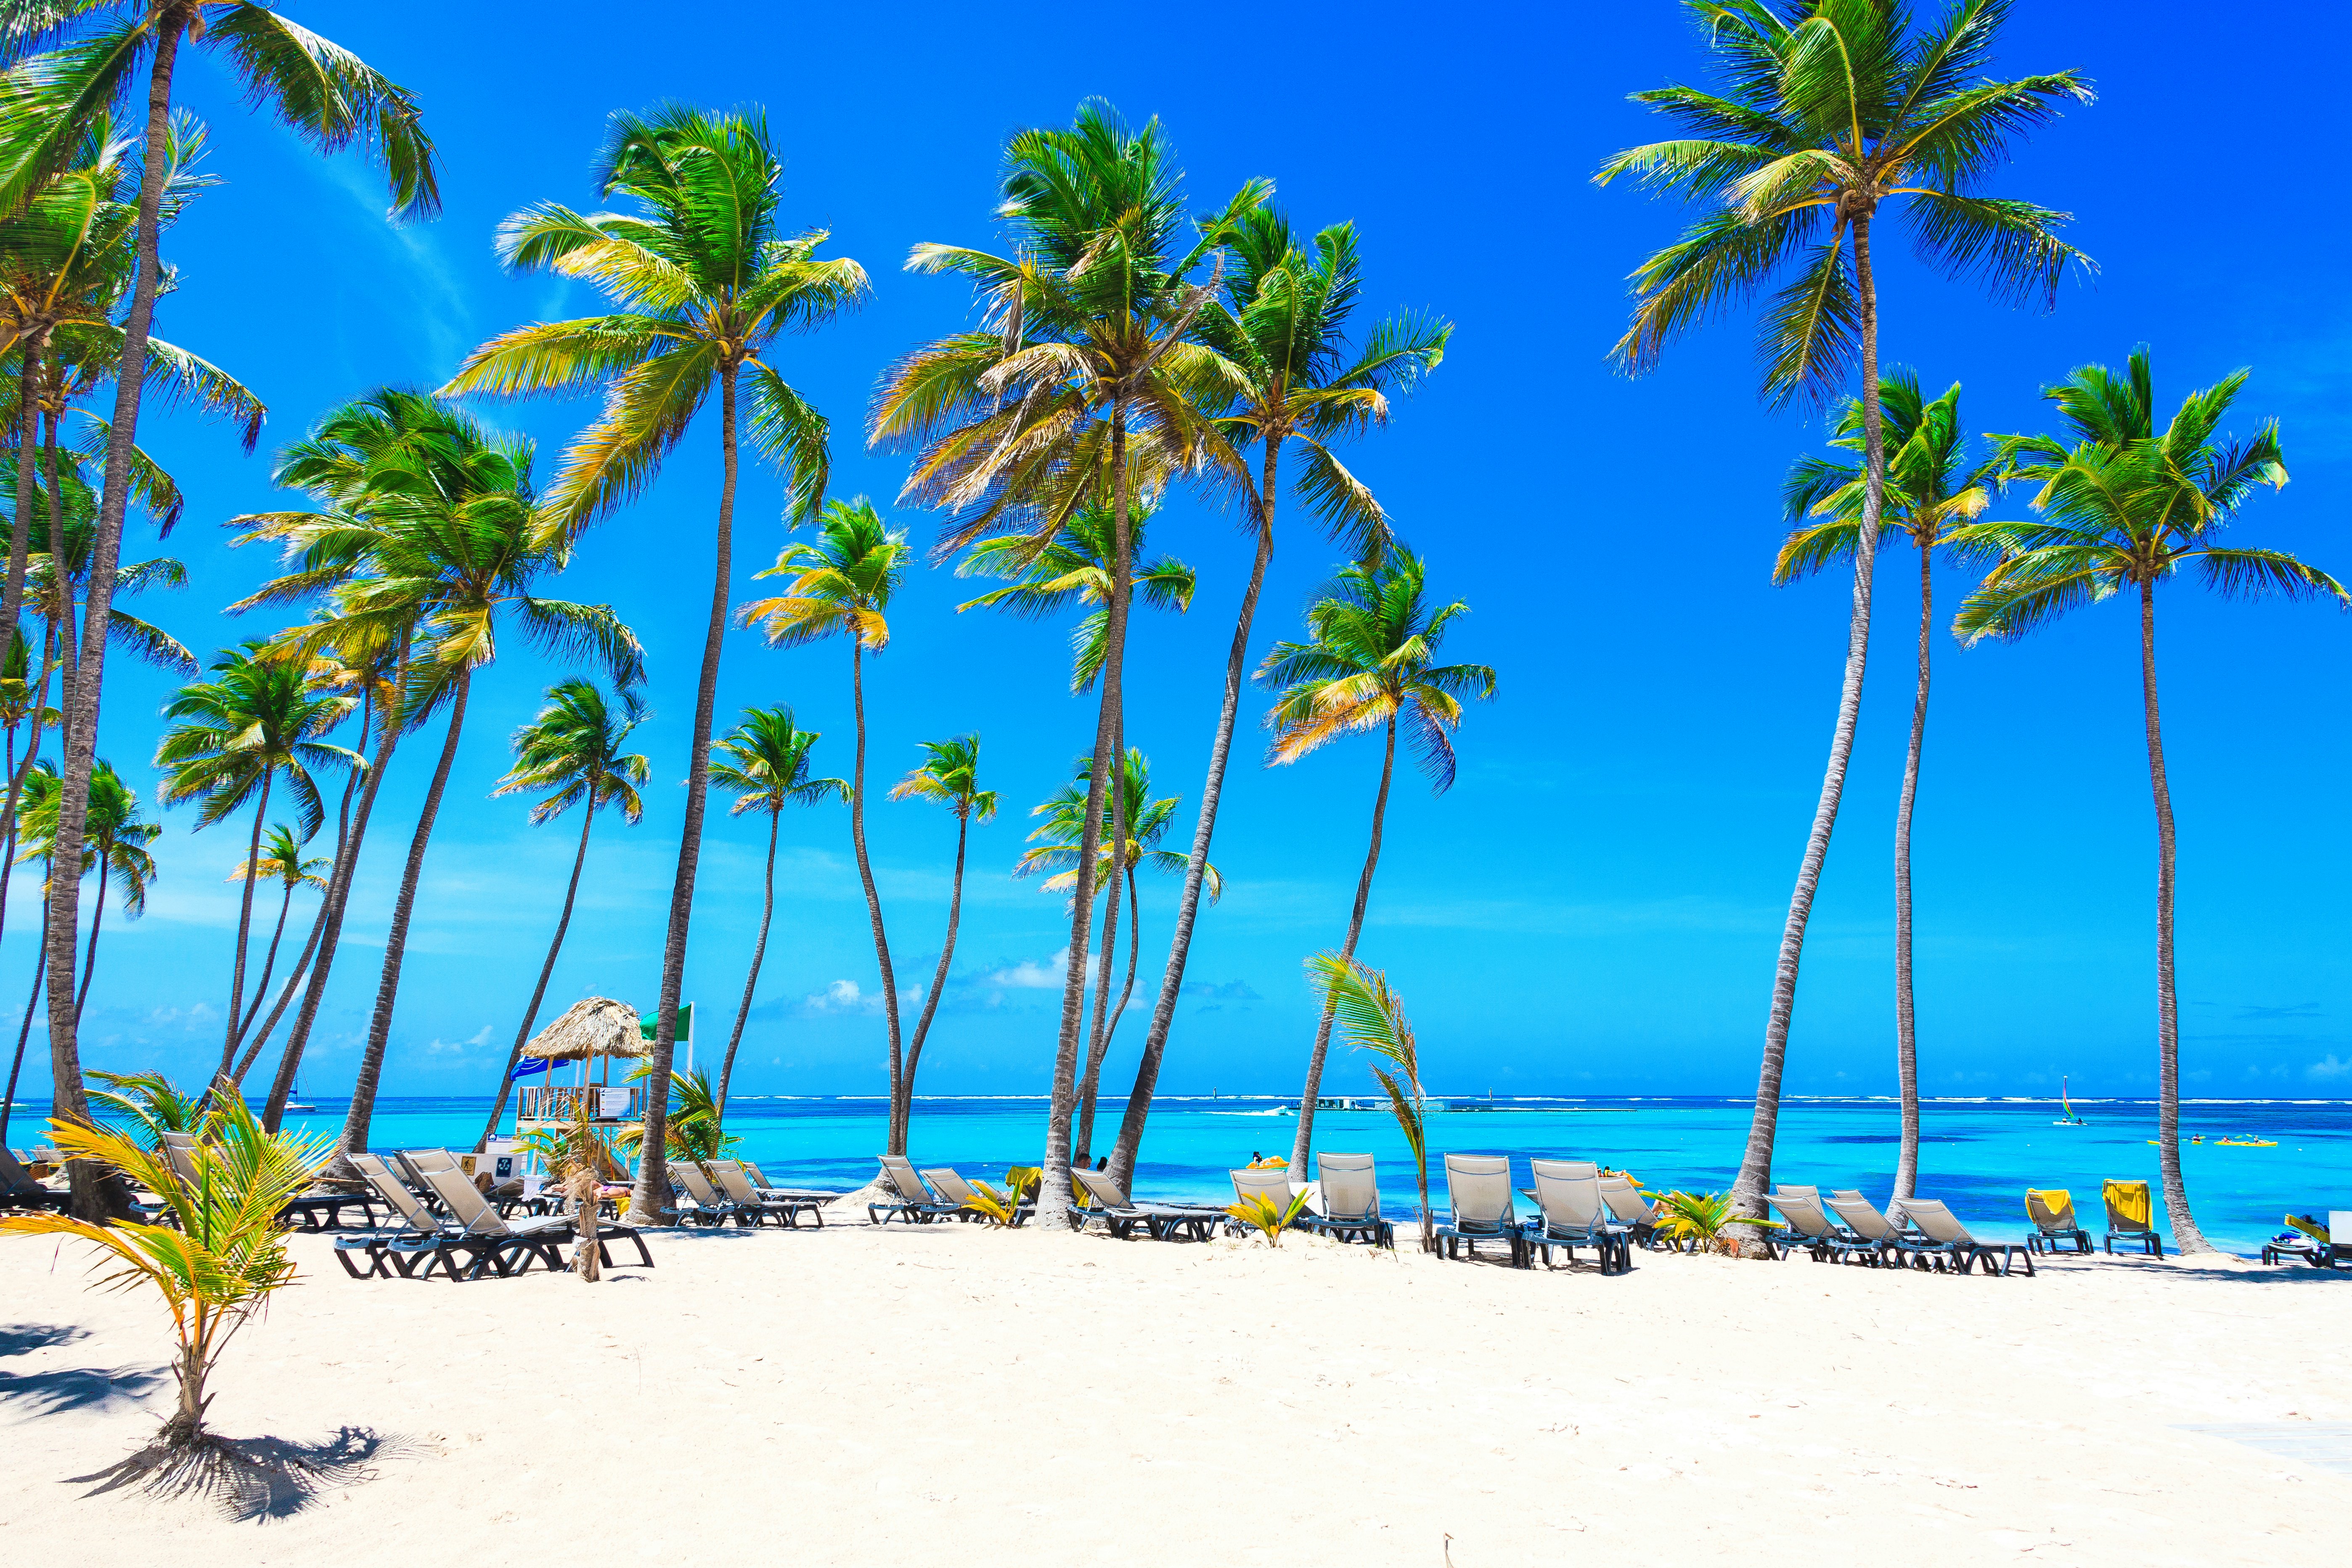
top-left (424, 1024), bottom-right (495, 1056)
top-left (2309, 1054), bottom-right (2352, 1080)
top-left (805, 979), bottom-right (881, 1015)
top-left (978, 949), bottom-right (1070, 990)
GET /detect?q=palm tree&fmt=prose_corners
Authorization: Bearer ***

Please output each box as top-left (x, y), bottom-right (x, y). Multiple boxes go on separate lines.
top-left (1773, 371), bottom-right (1995, 1206)
top-left (1016, 747), bottom-right (1216, 1165)
top-left (1108, 207), bottom-right (1449, 1191)
top-left (871, 100), bottom-right (1263, 1226)
top-left (154, 641), bottom-right (354, 1089)
top-left (707, 706), bottom-right (845, 1135)
top-left (0, 2), bottom-right (435, 1219)
top-left (19, 755), bottom-right (155, 1022)
top-left (1949, 349), bottom-right (2341, 1254)
top-left (739, 497), bottom-right (914, 1149)
top-left (1595, 0), bottom-right (2090, 1231)
top-left (440, 105), bottom-right (866, 1226)
top-left (888, 735), bottom-right (995, 1147)
top-left (230, 389), bottom-right (640, 1164)
top-left (1308, 950), bottom-right (1432, 1253)
top-left (475, 678), bottom-right (649, 1152)
top-left (223, 822), bottom-right (326, 1071)
top-left (954, 498), bottom-right (1194, 692)
top-left (1259, 546), bottom-right (1492, 1174)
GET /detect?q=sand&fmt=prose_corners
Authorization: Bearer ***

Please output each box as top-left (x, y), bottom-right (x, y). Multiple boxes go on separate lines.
top-left (2, 1213), bottom-right (2346, 1565)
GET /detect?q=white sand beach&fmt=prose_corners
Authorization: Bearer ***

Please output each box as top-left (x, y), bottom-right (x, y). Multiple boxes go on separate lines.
top-left (3, 1217), bottom-right (2345, 1566)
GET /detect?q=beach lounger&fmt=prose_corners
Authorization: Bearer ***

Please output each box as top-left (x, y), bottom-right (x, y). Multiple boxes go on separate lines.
top-left (1434, 1154), bottom-right (1527, 1267)
top-left (1598, 1175), bottom-right (1669, 1250)
top-left (1764, 1190), bottom-right (1880, 1265)
top-left (0, 1144), bottom-right (66, 1212)
top-left (868, 1155), bottom-right (964, 1225)
top-left (2025, 1189), bottom-right (2092, 1254)
top-left (1300, 1152), bottom-right (1392, 1248)
top-left (709, 1160), bottom-right (826, 1227)
top-left (419, 1165), bottom-right (617, 1280)
top-left (1071, 1166), bottom-right (1226, 1241)
top-left (1897, 1198), bottom-right (2035, 1277)
top-left (1226, 1165), bottom-right (1304, 1237)
top-left (340, 1152), bottom-right (472, 1279)
top-left (1825, 1192), bottom-right (1914, 1265)
top-left (2102, 1179), bottom-right (2163, 1256)
top-left (2331, 1212), bottom-right (2352, 1271)
top-left (1522, 1159), bottom-right (1632, 1274)
top-left (669, 1160), bottom-right (751, 1227)
top-left (743, 1160), bottom-right (846, 1209)
top-left (923, 1166), bottom-right (1030, 1226)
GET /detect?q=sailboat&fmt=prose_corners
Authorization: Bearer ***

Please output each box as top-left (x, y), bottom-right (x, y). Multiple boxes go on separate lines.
top-left (2052, 1075), bottom-right (2084, 1126)
top-left (283, 1069), bottom-right (315, 1115)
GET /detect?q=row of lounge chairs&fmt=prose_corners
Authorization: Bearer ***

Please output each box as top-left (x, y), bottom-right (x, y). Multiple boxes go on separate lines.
top-left (337, 1152), bottom-right (652, 1281)
top-left (1765, 1188), bottom-right (2034, 1275)
top-left (2024, 1183), bottom-right (2164, 1255)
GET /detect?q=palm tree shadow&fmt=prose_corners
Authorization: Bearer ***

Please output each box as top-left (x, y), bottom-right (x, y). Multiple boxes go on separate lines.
top-left (0, 1322), bottom-right (165, 1417)
top-left (69, 1426), bottom-right (416, 1522)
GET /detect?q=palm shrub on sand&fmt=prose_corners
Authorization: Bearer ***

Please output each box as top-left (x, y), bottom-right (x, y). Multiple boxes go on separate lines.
top-left (0, 1093), bottom-right (330, 1490)
top-left (1308, 950), bottom-right (1431, 1253)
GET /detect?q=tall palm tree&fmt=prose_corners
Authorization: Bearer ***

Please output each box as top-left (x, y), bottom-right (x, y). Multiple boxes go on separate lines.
top-left (223, 822), bottom-right (326, 1070)
top-left (1595, 0), bottom-right (2090, 1230)
top-left (0, 1), bottom-right (434, 1219)
top-left (1773, 371), bottom-right (1995, 1205)
top-left (230, 389), bottom-right (640, 1163)
top-left (739, 497), bottom-right (914, 1149)
top-left (440, 105), bottom-right (866, 1225)
top-left (1017, 746), bottom-right (1217, 1165)
top-left (19, 755), bottom-right (154, 1022)
top-left (153, 640), bottom-right (354, 1088)
top-left (1950, 349), bottom-right (2341, 1254)
top-left (887, 734), bottom-right (994, 1147)
top-left (707, 706), bottom-right (844, 1134)
top-left (474, 677), bottom-right (649, 1152)
top-left (1259, 546), bottom-right (1492, 1174)
top-left (1109, 208), bottom-right (1449, 1191)
top-left (955, 499), bottom-right (1194, 691)
top-left (872, 100), bottom-right (1263, 1226)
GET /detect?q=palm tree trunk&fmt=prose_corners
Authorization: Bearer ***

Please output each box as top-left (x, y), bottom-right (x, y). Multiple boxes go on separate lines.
top-left (73, 860), bottom-right (104, 1026)
top-left (477, 805), bottom-right (596, 1152)
top-left (237, 881), bottom-right (296, 1046)
top-left (1038, 403), bottom-right (1133, 1229)
top-left (45, 17), bottom-right (182, 1223)
top-left (213, 771), bottom-right (272, 1084)
top-left (898, 808), bottom-right (967, 1136)
top-left (1288, 713), bottom-right (1399, 1173)
top-left (1108, 434), bottom-right (1278, 1191)
top-left (715, 809), bottom-right (781, 1139)
top-left (1890, 542), bottom-right (1929, 1207)
top-left (233, 890), bottom-right (318, 1085)
top-left (0, 628), bottom-right (56, 1139)
top-left (0, 332), bottom-right (46, 712)
top-left (1080, 865), bottom-right (1145, 1165)
top-left (0, 900), bottom-right (42, 1145)
top-left (2140, 580), bottom-right (2208, 1252)
top-left (1075, 841), bottom-right (1122, 1166)
top-left (266, 693), bottom-right (400, 1132)
top-left (337, 664), bottom-right (472, 1163)
top-left (629, 364), bottom-right (741, 1226)
top-left (849, 640), bottom-right (906, 1154)
top-left (1728, 211), bottom-right (1887, 1239)
top-left (244, 728), bottom-right (364, 1093)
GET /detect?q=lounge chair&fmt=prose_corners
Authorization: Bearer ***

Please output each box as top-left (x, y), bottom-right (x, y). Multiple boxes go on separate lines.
top-left (1300, 1152), bottom-right (1392, 1248)
top-left (1764, 1190), bottom-right (1880, 1265)
top-left (2025, 1189), bottom-right (2092, 1254)
top-left (709, 1160), bottom-right (826, 1227)
top-left (1433, 1154), bottom-right (1526, 1267)
top-left (1824, 1191), bottom-right (1913, 1263)
top-left (670, 1160), bottom-right (749, 1227)
top-left (1897, 1198), bottom-right (2035, 1277)
top-left (868, 1155), bottom-right (964, 1225)
top-left (1226, 1165), bottom-right (1304, 1237)
top-left (2331, 1212), bottom-right (2352, 1270)
top-left (743, 1160), bottom-right (846, 1207)
top-left (1598, 1176), bottom-right (1668, 1250)
top-left (0, 1144), bottom-right (65, 1212)
top-left (340, 1152), bottom-right (475, 1279)
top-left (1071, 1166), bottom-right (1226, 1241)
top-left (1522, 1159), bottom-right (1632, 1274)
top-left (924, 1166), bottom-right (1030, 1226)
top-left (2102, 1179), bottom-right (2163, 1256)
top-left (419, 1165), bottom-right (621, 1280)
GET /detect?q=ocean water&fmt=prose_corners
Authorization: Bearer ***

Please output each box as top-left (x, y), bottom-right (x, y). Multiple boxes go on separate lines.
top-left (21, 1091), bottom-right (2341, 1257)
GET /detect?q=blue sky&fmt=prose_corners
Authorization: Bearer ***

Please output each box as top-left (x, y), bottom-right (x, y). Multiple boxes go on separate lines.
top-left (12, 2), bottom-right (2351, 1105)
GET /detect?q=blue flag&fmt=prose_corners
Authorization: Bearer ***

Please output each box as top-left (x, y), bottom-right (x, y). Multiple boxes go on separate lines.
top-left (510, 1057), bottom-right (552, 1082)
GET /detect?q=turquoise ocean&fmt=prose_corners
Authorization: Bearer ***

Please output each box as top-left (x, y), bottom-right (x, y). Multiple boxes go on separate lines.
top-left (19, 1092), bottom-right (2344, 1257)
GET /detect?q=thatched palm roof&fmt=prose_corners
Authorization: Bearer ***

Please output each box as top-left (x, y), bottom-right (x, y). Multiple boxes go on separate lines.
top-left (527, 996), bottom-right (652, 1061)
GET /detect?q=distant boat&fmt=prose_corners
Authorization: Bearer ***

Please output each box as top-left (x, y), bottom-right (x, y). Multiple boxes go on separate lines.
top-left (283, 1070), bottom-right (316, 1115)
top-left (2052, 1076), bottom-right (2085, 1126)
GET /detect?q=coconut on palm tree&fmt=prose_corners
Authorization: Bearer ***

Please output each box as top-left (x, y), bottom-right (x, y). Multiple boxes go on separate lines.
top-left (886, 734), bottom-right (993, 1148)
top-left (1596, 0), bottom-right (2091, 1232)
top-left (440, 104), bottom-right (866, 1225)
top-left (230, 389), bottom-right (640, 1164)
top-left (1773, 371), bottom-right (1996, 1206)
top-left (1259, 545), bottom-right (1491, 1175)
top-left (1950, 349), bottom-right (2342, 1254)
top-left (871, 101), bottom-right (1263, 1226)
top-left (739, 497), bottom-right (915, 1149)
top-left (475, 678), bottom-right (650, 1152)
top-left (708, 706), bottom-right (845, 1134)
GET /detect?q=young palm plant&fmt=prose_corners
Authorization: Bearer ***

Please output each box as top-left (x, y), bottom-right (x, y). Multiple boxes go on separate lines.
top-left (1773, 372), bottom-right (1996, 1205)
top-left (1595, 0), bottom-right (2091, 1232)
top-left (1261, 546), bottom-right (1491, 1175)
top-left (887, 734), bottom-right (994, 1151)
top-left (1949, 349), bottom-right (2343, 1254)
top-left (1112, 207), bottom-right (1449, 1192)
top-left (440, 105), bottom-right (866, 1225)
top-left (1308, 950), bottom-right (1431, 1253)
top-left (476, 678), bottom-right (650, 1152)
top-left (707, 705), bottom-right (845, 1134)
top-left (739, 497), bottom-right (914, 1149)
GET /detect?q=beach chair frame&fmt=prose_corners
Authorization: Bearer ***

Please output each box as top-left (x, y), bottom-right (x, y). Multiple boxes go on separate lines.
top-left (1895, 1198), bottom-right (2036, 1277)
top-left (1300, 1152), bottom-right (1393, 1248)
top-left (1521, 1159), bottom-right (1634, 1274)
top-left (868, 1155), bottom-right (964, 1225)
top-left (2024, 1189), bottom-right (2092, 1255)
top-left (1071, 1166), bottom-right (1226, 1241)
top-left (709, 1160), bottom-right (826, 1227)
top-left (1434, 1155), bottom-right (1528, 1268)
top-left (1764, 1191), bottom-right (1883, 1266)
top-left (2101, 1180), bottom-right (2164, 1257)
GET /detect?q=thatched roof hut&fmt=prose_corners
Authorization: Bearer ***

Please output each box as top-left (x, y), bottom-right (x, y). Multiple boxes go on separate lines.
top-left (527, 997), bottom-right (652, 1062)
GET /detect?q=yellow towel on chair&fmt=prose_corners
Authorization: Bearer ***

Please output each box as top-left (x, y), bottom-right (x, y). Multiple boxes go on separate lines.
top-left (2026, 1189), bottom-right (2076, 1229)
top-left (2103, 1179), bottom-right (2152, 1230)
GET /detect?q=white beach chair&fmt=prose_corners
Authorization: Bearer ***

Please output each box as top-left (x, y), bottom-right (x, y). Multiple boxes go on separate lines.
top-left (1071, 1166), bottom-right (1225, 1241)
top-left (1765, 1189), bottom-right (1879, 1265)
top-left (868, 1155), bottom-right (961, 1225)
top-left (1303, 1152), bottom-right (1391, 1248)
top-left (1436, 1154), bottom-right (1525, 1266)
top-left (1897, 1197), bottom-right (2035, 1277)
top-left (1226, 1166), bottom-right (1303, 1236)
top-left (1598, 1176), bottom-right (1669, 1250)
top-left (1523, 1158), bottom-right (1632, 1274)
top-left (709, 1160), bottom-right (825, 1227)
